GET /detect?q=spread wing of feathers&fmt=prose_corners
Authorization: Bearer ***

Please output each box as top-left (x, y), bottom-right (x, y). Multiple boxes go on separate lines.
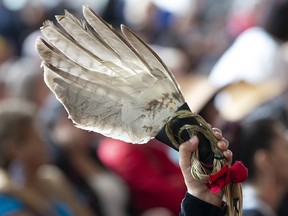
top-left (35, 5), bottom-right (185, 144)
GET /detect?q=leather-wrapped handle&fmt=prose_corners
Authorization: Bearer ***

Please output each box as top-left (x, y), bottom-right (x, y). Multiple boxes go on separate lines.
top-left (155, 102), bottom-right (214, 166)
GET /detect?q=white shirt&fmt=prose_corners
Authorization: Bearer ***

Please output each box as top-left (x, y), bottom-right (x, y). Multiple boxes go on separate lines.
top-left (242, 184), bottom-right (277, 216)
top-left (209, 27), bottom-right (288, 88)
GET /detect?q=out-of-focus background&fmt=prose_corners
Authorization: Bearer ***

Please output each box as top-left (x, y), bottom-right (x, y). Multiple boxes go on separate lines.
top-left (0, 0), bottom-right (264, 75)
top-left (1, 0), bottom-right (288, 216)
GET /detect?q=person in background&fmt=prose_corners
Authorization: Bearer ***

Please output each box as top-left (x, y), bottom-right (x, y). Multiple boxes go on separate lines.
top-left (209, 0), bottom-right (288, 88)
top-left (232, 118), bottom-right (288, 216)
top-left (97, 137), bottom-right (187, 216)
top-left (40, 97), bottom-right (132, 216)
top-left (0, 99), bottom-right (94, 216)
top-left (0, 57), bottom-right (50, 109)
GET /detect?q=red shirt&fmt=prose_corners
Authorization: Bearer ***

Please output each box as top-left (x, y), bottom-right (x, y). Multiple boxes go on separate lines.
top-left (98, 138), bottom-right (186, 215)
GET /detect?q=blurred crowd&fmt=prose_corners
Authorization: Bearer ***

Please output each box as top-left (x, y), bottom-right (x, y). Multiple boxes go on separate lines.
top-left (1, 0), bottom-right (288, 216)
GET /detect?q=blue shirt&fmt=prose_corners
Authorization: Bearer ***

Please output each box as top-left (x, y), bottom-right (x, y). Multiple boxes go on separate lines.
top-left (0, 193), bottom-right (75, 216)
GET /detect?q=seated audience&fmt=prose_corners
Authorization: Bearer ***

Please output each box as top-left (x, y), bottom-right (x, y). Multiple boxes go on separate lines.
top-left (0, 99), bottom-right (93, 216)
top-left (41, 98), bottom-right (132, 216)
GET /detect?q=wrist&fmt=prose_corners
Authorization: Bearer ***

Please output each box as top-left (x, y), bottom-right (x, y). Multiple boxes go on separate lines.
top-left (182, 192), bottom-right (227, 216)
top-left (187, 189), bottom-right (223, 207)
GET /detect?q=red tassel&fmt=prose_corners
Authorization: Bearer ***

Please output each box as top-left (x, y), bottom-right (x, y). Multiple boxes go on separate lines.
top-left (207, 161), bottom-right (248, 194)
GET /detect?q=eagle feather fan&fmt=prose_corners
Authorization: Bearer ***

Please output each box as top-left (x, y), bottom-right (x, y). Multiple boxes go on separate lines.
top-left (36, 5), bottom-right (184, 144)
top-left (36, 5), bottom-right (246, 216)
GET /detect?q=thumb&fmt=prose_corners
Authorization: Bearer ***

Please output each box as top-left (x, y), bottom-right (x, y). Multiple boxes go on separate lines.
top-left (179, 136), bottom-right (199, 170)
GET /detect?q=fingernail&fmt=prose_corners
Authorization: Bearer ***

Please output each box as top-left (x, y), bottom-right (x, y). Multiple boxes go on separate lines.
top-left (215, 132), bottom-right (222, 137)
top-left (189, 136), bottom-right (197, 144)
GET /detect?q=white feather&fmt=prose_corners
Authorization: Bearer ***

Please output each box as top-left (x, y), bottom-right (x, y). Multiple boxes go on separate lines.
top-left (36, 5), bottom-right (185, 144)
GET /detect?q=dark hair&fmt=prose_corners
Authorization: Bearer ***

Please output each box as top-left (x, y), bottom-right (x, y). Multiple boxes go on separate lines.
top-left (0, 99), bottom-right (37, 168)
top-left (263, 1), bottom-right (288, 42)
top-left (231, 118), bottom-right (281, 181)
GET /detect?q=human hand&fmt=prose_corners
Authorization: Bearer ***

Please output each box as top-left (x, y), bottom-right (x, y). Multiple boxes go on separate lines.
top-left (179, 128), bottom-right (232, 207)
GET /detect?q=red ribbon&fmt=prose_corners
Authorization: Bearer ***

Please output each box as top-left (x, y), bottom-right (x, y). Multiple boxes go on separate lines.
top-left (207, 161), bottom-right (248, 194)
